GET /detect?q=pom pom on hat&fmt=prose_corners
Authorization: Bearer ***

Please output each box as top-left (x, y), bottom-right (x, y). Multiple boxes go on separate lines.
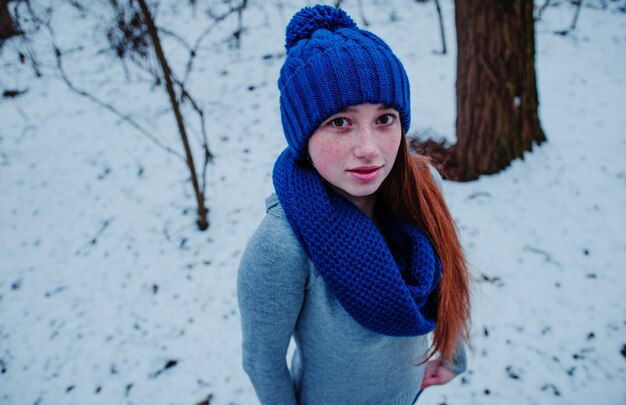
top-left (285, 5), bottom-right (356, 50)
top-left (279, 5), bottom-right (411, 160)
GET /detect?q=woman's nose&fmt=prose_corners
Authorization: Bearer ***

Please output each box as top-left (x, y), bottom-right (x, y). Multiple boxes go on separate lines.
top-left (353, 125), bottom-right (379, 159)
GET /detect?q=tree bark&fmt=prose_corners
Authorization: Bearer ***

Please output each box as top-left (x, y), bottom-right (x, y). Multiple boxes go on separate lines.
top-left (454, 0), bottom-right (546, 180)
top-left (137, 0), bottom-right (209, 230)
top-left (0, 0), bottom-right (18, 40)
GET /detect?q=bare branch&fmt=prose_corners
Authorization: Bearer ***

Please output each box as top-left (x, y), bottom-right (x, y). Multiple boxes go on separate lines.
top-left (569, 0), bottom-right (583, 31)
top-left (137, 0), bottom-right (208, 230)
top-left (49, 25), bottom-right (185, 161)
top-left (433, 0), bottom-right (447, 55)
top-left (233, 0), bottom-right (248, 49)
top-left (536, 0), bottom-right (552, 20)
top-left (159, 27), bottom-right (192, 51)
top-left (174, 79), bottom-right (213, 193)
top-left (554, 0), bottom-right (584, 36)
top-left (75, 217), bottom-right (114, 256)
top-left (182, 5), bottom-right (240, 86)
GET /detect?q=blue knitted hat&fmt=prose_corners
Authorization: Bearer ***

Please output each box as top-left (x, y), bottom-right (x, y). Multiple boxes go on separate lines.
top-left (279, 5), bottom-right (411, 160)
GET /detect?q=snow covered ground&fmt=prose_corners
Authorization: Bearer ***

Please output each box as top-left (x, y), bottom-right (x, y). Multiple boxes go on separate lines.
top-left (1, 1), bottom-right (624, 404)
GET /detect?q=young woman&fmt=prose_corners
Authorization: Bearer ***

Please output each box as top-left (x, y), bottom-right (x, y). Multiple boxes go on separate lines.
top-left (238, 5), bottom-right (471, 404)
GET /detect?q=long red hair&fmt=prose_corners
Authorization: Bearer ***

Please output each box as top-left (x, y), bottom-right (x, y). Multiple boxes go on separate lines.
top-left (379, 135), bottom-right (471, 363)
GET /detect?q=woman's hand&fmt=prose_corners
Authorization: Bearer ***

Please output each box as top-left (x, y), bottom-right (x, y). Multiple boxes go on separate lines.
top-left (419, 359), bottom-right (457, 389)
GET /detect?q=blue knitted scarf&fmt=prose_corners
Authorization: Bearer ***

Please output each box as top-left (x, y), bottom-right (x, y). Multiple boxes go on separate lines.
top-left (273, 149), bottom-right (442, 336)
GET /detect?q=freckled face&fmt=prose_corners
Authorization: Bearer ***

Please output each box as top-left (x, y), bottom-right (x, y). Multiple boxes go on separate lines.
top-left (307, 103), bottom-right (402, 207)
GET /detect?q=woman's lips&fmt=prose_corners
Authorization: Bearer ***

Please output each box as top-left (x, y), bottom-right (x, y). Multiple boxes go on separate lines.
top-left (347, 165), bottom-right (382, 182)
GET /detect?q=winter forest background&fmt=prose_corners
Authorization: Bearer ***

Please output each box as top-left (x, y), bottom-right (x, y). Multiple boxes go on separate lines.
top-left (1, 0), bottom-right (625, 404)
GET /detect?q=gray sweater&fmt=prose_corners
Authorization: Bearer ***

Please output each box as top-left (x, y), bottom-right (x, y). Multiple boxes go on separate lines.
top-left (238, 194), bottom-right (466, 405)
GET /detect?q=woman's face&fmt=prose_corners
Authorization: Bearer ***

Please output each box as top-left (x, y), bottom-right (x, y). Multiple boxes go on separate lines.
top-left (308, 103), bottom-right (402, 208)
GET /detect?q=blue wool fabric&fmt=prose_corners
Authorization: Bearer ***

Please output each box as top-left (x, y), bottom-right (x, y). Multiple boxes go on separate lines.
top-left (273, 150), bottom-right (442, 336)
top-left (279, 5), bottom-right (411, 160)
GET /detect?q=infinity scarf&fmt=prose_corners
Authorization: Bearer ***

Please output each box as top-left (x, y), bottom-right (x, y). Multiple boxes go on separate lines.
top-left (273, 149), bottom-right (441, 336)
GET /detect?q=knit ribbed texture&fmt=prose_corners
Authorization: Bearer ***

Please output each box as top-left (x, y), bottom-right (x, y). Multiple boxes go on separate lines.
top-left (279, 5), bottom-right (411, 160)
top-left (273, 150), bottom-right (441, 336)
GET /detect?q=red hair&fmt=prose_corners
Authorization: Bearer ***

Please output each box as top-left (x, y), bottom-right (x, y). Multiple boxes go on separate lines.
top-left (380, 135), bottom-right (471, 363)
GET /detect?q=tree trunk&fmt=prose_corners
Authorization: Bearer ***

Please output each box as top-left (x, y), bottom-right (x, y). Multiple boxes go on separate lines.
top-left (454, 0), bottom-right (546, 181)
top-left (0, 0), bottom-right (18, 40)
top-left (137, 0), bottom-right (209, 230)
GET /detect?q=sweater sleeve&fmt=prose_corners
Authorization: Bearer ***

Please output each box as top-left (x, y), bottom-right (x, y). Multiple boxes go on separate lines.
top-left (237, 208), bottom-right (309, 405)
top-left (441, 340), bottom-right (468, 375)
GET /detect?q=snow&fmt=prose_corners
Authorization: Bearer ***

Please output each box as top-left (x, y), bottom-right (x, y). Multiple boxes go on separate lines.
top-left (1, 1), bottom-right (625, 404)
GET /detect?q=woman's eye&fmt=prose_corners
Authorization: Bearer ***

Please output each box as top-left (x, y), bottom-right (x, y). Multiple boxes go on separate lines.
top-left (330, 118), bottom-right (349, 127)
top-left (377, 114), bottom-right (395, 125)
